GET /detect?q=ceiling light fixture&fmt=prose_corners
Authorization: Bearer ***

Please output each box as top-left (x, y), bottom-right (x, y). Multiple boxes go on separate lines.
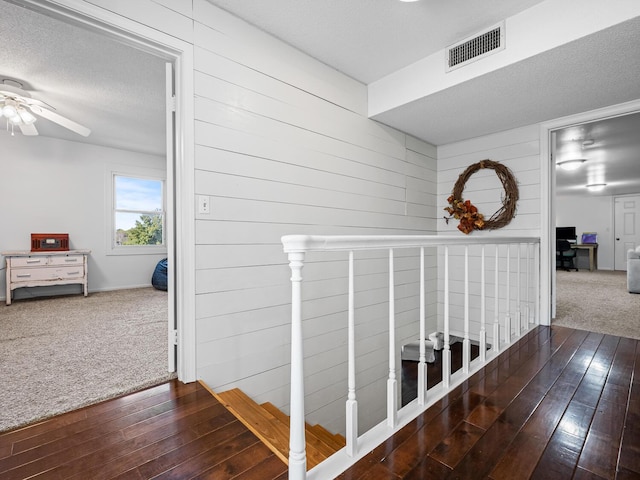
top-left (582, 139), bottom-right (595, 147)
top-left (556, 159), bottom-right (586, 171)
top-left (586, 183), bottom-right (607, 191)
top-left (0, 78), bottom-right (90, 137)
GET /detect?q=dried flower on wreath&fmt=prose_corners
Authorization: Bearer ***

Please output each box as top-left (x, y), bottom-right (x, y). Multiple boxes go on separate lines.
top-left (444, 159), bottom-right (519, 234)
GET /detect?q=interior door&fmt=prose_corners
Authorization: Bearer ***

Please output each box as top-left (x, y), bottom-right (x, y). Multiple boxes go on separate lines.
top-left (166, 62), bottom-right (177, 372)
top-left (614, 195), bottom-right (640, 271)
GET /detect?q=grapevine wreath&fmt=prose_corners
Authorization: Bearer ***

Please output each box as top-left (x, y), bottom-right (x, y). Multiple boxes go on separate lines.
top-left (444, 159), bottom-right (519, 234)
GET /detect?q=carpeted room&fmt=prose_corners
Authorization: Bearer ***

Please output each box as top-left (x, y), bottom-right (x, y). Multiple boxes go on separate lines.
top-left (554, 269), bottom-right (640, 340)
top-left (0, 287), bottom-right (173, 432)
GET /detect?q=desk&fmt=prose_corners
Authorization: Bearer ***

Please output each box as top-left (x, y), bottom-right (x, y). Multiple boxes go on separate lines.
top-left (3, 250), bottom-right (90, 305)
top-left (571, 244), bottom-right (598, 271)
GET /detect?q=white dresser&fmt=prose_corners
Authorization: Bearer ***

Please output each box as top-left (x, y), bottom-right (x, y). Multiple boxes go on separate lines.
top-left (3, 250), bottom-right (90, 305)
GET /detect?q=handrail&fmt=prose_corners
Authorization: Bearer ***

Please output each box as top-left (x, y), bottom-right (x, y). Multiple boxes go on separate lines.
top-left (282, 234), bottom-right (539, 253)
top-left (282, 234), bottom-right (541, 480)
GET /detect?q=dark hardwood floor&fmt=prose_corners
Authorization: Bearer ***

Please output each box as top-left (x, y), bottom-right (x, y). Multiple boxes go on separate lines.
top-left (339, 325), bottom-right (640, 480)
top-left (0, 380), bottom-right (287, 480)
top-left (2, 325), bottom-right (638, 479)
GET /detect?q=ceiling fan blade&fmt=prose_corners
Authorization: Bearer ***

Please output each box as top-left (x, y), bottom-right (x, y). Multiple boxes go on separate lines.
top-left (19, 123), bottom-right (38, 136)
top-left (30, 106), bottom-right (91, 137)
top-left (23, 97), bottom-right (54, 109)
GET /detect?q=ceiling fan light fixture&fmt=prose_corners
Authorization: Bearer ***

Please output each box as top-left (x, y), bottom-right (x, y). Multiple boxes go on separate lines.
top-left (9, 116), bottom-right (22, 126)
top-left (17, 107), bottom-right (36, 124)
top-left (1, 102), bottom-right (18, 118)
top-left (557, 159), bottom-right (586, 171)
top-left (586, 183), bottom-right (606, 191)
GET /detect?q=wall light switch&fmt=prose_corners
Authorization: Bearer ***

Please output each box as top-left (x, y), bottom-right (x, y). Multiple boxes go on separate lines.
top-left (198, 195), bottom-right (210, 214)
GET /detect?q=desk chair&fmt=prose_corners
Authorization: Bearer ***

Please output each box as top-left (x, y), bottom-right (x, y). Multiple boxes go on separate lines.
top-left (556, 239), bottom-right (578, 271)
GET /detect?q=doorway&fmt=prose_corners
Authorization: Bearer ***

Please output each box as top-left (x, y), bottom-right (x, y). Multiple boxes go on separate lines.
top-left (0, 0), bottom-right (196, 430)
top-left (542, 100), bottom-right (640, 321)
top-left (614, 195), bottom-right (640, 271)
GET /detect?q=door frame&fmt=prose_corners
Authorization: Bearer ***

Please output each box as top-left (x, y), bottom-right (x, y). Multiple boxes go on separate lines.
top-left (17, 0), bottom-right (197, 382)
top-left (540, 98), bottom-right (640, 323)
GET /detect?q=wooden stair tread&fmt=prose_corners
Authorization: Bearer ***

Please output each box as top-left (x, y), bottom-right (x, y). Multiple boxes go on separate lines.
top-left (215, 389), bottom-right (290, 464)
top-left (215, 388), bottom-right (339, 469)
top-left (308, 424), bottom-right (346, 450)
top-left (262, 402), bottom-right (346, 452)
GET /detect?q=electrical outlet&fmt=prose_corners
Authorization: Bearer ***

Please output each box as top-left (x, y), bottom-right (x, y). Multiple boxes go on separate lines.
top-left (198, 195), bottom-right (210, 214)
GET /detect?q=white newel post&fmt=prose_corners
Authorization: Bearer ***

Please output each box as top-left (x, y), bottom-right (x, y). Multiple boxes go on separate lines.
top-left (346, 251), bottom-right (358, 456)
top-left (387, 249), bottom-right (397, 428)
top-left (288, 251), bottom-right (307, 480)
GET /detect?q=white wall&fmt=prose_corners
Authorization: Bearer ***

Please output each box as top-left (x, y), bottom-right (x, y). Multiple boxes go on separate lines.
top-left (0, 134), bottom-right (166, 301)
top-left (67, 0), bottom-right (438, 435)
top-left (437, 125), bottom-right (541, 343)
top-left (556, 194), bottom-right (614, 270)
top-left (190, 1), bottom-right (438, 434)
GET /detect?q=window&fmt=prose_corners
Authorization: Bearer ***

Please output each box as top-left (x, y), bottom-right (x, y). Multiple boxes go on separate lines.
top-left (112, 174), bottom-right (165, 252)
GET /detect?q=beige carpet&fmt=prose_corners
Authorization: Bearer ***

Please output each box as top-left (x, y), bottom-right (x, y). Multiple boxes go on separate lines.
top-left (555, 269), bottom-right (640, 340)
top-left (0, 288), bottom-right (175, 432)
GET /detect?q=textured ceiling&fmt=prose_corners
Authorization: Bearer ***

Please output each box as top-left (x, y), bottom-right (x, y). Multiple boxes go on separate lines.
top-left (555, 112), bottom-right (640, 198)
top-left (1, 0), bottom-right (639, 199)
top-left (373, 15), bottom-right (640, 145)
top-left (204, 0), bottom-right (547, 84)
top-left (0, 0), bottom-right (166, 156)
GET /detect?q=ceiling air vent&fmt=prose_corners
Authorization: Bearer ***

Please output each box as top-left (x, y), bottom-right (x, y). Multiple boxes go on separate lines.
top-left (446, 22), bottom-right (505, 72)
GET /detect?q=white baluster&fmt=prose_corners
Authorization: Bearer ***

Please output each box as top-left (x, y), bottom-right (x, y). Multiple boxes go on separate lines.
top-left (287, 252), bottom-right (306, 480)
top-left (480, 245), bottom-right (487, 362)
top-left (525, 243), bottom-right (531, 331)
top-left (505, 245), bottom-right (512, 344)
top-left (463, 246), bottom-right (470, 374)
top-left (387, 249), bottom-right (397, 428)
top-left (418, 247), bottom-right (427, 405)
top-left (346, 251), bottom-right (358, 456)
top-left (493, 245), bottom-right (500, 353)
top-left (515, 244), bottom-right (522, 337)
top-left (443, 246), bottom-right (451, 388)
top-left (533, 243), bottom-right (540, 325)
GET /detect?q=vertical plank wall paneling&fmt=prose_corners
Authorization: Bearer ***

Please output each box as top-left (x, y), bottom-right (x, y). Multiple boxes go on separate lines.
top-left (437, 125), bottom-right (541, 344)
top-left (191, 0), bottom-right (438, 434)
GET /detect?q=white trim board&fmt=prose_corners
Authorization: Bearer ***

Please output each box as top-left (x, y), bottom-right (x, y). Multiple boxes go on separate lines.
top-left (13, 0), bottom-right (197, 382)
top-left (539, 98), bottom-right (640, 323)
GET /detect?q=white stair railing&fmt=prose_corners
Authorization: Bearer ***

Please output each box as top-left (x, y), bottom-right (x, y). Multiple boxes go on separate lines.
top-left (282, 235), bottom-right (540, 480)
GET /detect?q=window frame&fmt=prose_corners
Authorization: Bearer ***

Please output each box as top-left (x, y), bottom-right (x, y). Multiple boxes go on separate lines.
top-left (107, 168), bottom-right (167, 256)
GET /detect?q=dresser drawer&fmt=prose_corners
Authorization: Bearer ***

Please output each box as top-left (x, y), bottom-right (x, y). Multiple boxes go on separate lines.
top-left (49, 255), bottom-right (84, 266)
top-left (9, 256), bottom-right (50, 267)
top-left (11, 266), bottom-right (85, 282)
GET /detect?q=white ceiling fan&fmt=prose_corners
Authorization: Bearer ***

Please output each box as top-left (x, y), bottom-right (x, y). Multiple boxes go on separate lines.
top-left (0, 78), bottom-right (91, 137)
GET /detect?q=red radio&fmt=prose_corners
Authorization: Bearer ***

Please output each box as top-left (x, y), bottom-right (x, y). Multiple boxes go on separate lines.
top-left (31, 233), bottom-right (69, 252)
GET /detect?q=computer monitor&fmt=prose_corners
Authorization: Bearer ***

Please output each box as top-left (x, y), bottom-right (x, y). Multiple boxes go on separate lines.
top-left (556, 226), bottom-right (576, 240)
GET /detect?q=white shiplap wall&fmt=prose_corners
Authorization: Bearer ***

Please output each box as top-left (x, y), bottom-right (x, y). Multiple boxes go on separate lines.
top-left (79, 0), bottom-right (437, 435)
top-left (437, 125), bottom-right (541, 344)
top-left (190, 1), bottom-right (438, 433)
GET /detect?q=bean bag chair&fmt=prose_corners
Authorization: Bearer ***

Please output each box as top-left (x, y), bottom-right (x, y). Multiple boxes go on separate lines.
top-left (152, 258), bottom-right (168, 291)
